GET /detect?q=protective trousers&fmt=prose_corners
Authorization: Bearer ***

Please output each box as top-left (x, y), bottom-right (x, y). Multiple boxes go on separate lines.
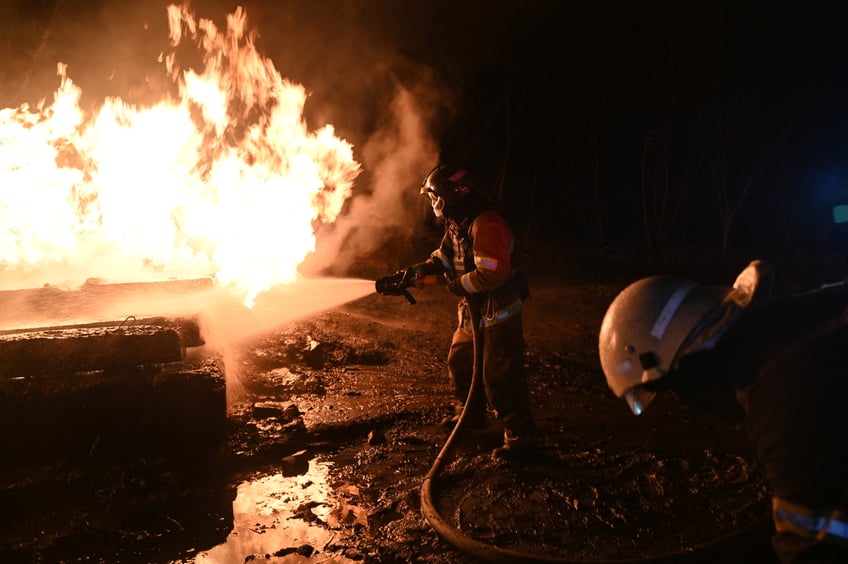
top-left (446, 301), bottom-right (536, 445)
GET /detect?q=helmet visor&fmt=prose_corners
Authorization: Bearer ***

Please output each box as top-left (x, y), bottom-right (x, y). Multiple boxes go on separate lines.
top-left (421, 187), bottom-right (444, 217)
top-left (421, 186), bottom-right (438, 201)
top-left (624, 385), bottom-right (656, 416)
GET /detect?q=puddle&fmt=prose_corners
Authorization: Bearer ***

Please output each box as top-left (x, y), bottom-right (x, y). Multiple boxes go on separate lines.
top-left (187, 459), bottom-right (361, 563)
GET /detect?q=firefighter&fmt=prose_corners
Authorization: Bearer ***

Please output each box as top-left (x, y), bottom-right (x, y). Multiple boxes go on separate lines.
top-left (598, 259), bottom-right (848, 563)
top-left (377, 164), bottom-right (537, 461)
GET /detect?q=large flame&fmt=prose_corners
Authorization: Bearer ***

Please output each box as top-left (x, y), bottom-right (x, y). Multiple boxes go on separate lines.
top-left (0, 4), bottom-right (361, 307)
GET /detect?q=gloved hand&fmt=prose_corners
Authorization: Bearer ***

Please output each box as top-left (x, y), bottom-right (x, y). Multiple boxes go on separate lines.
top-left (446, 276), bottom-right (468, 297)
top-left (375, 269), bottom-right (417, 304)
top-left (375, 271), bottom-right (403, 295)
top-left (400, 264), bottom-right (423, 288)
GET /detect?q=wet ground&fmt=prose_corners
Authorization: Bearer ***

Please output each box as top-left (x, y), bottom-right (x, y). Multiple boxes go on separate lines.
top-left (0, 250), bottom-right (797, 564)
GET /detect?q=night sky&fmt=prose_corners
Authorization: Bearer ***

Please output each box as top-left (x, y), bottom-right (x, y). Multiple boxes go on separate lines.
top-left (3, 1), bottom-right (848, 264)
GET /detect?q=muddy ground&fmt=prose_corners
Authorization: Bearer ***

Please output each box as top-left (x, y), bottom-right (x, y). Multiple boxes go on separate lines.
top-left (3, 248), bottom-right (834, 564)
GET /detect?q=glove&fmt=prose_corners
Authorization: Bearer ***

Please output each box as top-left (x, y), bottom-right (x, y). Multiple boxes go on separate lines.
top-left (446, 276), bottom-right (468, 297)
top-left (400, 264), bottom-right (423, 288)
top-left (375, 270), bottom-right (417, 304)
top-left (375, 272), bottom-right (402, 295)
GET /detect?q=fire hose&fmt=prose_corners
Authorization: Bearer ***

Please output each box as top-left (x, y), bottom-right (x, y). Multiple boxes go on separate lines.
top-left (377, 278), bottom-right (771, 563)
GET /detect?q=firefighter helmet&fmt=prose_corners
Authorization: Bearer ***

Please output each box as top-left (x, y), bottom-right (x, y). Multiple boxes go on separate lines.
top-left (598, 260), bottom-right (774, 415)
top-left (420, 164), bottom-right (472, 218)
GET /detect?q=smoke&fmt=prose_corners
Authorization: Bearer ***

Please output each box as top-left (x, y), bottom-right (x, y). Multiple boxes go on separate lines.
top-left (0, 2), bottom-right (173, 108)
top-left (0, 275), bottom-right (375, 349)
top-left (303, 72), bottom-right (450, 276)
top-left (233, 2), bottom-right (463, 277)
top-left (166, 276), bottom-right (379, 409)
top-left (197, 277), bottom-right (377, 348)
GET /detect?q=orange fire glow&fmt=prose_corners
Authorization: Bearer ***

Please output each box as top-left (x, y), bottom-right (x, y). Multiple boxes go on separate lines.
top-left (0, 4), bottom-right (361, 308)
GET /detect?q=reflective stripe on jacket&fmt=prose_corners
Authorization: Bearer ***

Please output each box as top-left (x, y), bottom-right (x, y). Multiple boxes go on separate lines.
top-left (459, 298), bottom-right (522, 329)
top-left (773, 497), bottom-right (848, 544)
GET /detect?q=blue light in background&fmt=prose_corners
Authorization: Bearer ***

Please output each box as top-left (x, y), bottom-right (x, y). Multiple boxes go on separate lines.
top-left (811, 167), bottom-right (848, 224)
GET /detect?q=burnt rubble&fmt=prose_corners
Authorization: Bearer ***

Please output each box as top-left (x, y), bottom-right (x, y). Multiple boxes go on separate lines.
top-left (0, 278), bottom-right (225, 469)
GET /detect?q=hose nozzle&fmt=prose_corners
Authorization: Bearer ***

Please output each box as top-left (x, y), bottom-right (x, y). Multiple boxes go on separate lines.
top-left (375, 270), bottom-right (416, 304)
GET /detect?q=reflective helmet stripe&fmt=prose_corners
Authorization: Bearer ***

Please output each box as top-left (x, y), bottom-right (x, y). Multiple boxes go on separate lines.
top-left (448, 169), bottom-right (467, 183)
top-left (651, 284), bottom-right (695, 339)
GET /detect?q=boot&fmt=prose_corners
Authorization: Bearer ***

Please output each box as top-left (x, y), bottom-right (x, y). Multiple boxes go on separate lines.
top-left (439, 401), bottom-right (486, 431)
top-left (492, 414), bottom-right (539, 461)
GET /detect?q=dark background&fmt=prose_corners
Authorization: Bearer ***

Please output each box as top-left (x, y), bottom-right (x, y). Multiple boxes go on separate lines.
top-left (4, 1), bottom-right (848, 267)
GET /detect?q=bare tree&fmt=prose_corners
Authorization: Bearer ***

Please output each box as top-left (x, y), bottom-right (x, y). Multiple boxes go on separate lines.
top-left (710, 114), bottom-right (785, 259)
top-left (639, 114), bottom-right (709, 250)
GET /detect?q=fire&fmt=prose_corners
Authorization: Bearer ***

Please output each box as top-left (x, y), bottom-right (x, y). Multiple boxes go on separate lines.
top-left (0, 4), bottom-right (361, 308)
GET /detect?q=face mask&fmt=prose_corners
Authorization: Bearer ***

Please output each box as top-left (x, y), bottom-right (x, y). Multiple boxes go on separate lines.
top-left (431, 195), bottom-right (445, 217)
top-left (425, 189), bottom-right (444, 218)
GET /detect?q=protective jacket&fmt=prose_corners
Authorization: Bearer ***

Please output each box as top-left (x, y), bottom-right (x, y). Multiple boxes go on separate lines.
top-left (673, 281), bottom-right (848, 563)
top-left (417, 210), bottom-right (527, 327)
top-left (415, 208), bottom-right (535, 446)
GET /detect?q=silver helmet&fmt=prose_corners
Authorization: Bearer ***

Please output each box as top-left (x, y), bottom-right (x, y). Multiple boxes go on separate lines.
top-left (598, 260), bottom-right (773, 415)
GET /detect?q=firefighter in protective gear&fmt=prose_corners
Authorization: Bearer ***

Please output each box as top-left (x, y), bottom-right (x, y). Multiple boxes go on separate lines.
top-left (379, 164), bottom-right (537, 461)
top-left (599, 259), bottom-right (848, 564)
